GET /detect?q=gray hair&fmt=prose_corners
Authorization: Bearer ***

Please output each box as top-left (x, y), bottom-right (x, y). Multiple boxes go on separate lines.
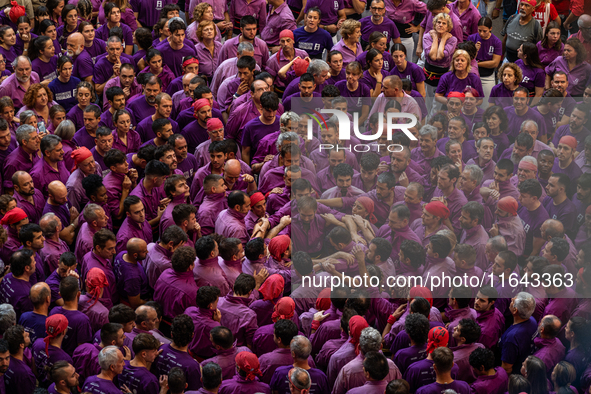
top-left (55, 119), bottom-right (76, 141)
top-left (290, 335), bottom-right (312, 360)
top-left (476, 137), bottom-right (494, 149)
top-left (15, 124), bottom-right (37, 144)
top-left (276, 131), bottom-right (300, 149)
top-left (463, 164), bottom-right (483, 185)
top-left (39, 213), bottom-right (59, 238)
top-left (520, 120), bottom-right (538, 132)
top-left (285, 165), bottom-right (301, 176)
top-left (106, 35), bottom-right (122, 45)
top-left (98, 346), bottom-right (120, 371)
top-left (307, 59), bottom-right (329, 76)
top-left (83, 203), bottom-right (103, 223)
top-left (237, 41), bottom-right (254, 55)
top-left (289, 367), bottom-right (311, 391)
top-left (40, 134), bottom-right (62, 156)
top-left (0, 304), bottom-right (16, 335)
top-left (18, 110), bottom-right (36, 126)
top-left (513, 292), bottom-right (535, 319)
top-left (419, 125), bottom-right (438, 140)
top-left (519, 156), bottom-right (538, 168)
top-left (359, 327), bottom-right (382, 355)
top-left (12, 55), bottom-right (31, 70)
top-left (280, 111), bottom-right (301, 127)
top-left (487, 235), bottom-right (508, 253)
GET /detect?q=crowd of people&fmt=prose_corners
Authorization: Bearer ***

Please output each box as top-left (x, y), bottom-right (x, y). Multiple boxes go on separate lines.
top-left (0, 0), bottom-right (586, 393)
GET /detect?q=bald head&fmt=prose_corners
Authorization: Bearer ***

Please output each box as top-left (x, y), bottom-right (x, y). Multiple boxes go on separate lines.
top-left (127, 238), bottom-right (147, 255)
top-left (579, 14), bottom-right (591, 26)
top-left (182, 73), bottom-right (196, 84)
top-left (224, 159), bottom-right (242, 174)
top-left (13, 171), bottom-right (31, 188)
top-left (66, 33), bottom-right (85, 56)
top-left (30, 282), bottom-right (51, 309)
top-left (541, 219), bottom-right (564, 240)
top-left (540, 315), bottom-right (561, 338)
top-left (48, 181), bottom-right (68, 205)
top-left (135, 305), bottom-right (157, 330)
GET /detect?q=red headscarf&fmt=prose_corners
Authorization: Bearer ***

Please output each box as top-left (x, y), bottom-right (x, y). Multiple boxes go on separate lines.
top-left (86, 268), bottom-right (109, 308)
top-left (268, 235), bottom-right (290, 262)
top-left (71, 147), bottom-right (93, 170)
top-left (8, 1), bottom-right (25, 23)
top-left (271, 297), bottom-right (295, 322)
top-left (293, 58), bottom-right (309, 77)
top-left (447, 91), bottom-right (465, 102)
top-left (235, 351), bottom-right (262, 380)
top-left (356, 196), bottom-right (377, 224)
top-left (0, 207), bottom-right (27, 225)
top-left (192, 98), bottom-right (211, 113)
top-left (348, 315), bottom-right (369, 355)
top-left (409, 286), bottom-right (433, 307)
top-left (425, 201), bottom-right (450, 220)
top-left (44, 314), bottom-right (68, 354)
top-left (206, 118), bottom-right (223, 132)
top-left (426, 326), bottom-right (449, 354)
top-left (315, 288), bottom-right (332, 311)
top-left (258, 274), bottom-right (284, 302)
top-left (498, 197), bottom-right (518, 216)
top-left (249, 192), bottom-right (265, 207)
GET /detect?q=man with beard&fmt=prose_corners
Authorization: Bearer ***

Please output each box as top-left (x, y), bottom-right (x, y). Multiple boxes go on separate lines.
top-left (510, 157), bottom-right (546, 201)
top-left (169, 134), bottom-right (199, 188)
top-left (283, 73), bottom-right (320, 113)
top-left (489, 196), bottom-right (525, 256)
top-left (30, 135), bottom-right (69, 199)
top-left (537, 149), bottom-right (555, 190)
top-left (100, 87), bottom-right (136, 131)
top-left (0, 339), bottom-right (8, 393)
top-left (390, 147), bottom-right (423, 187)
top-left (93, 37), bottom-right (133, 96)
top-left (481, 159), bottom-right (520, 219)
top-left (550, 72), bottom-right (579, 128)
top-left (570, 15), bottom-right (591, 65)
top-left (170, 73), bottom-right (196, 115)
top-left (543, 173), bottom-right (577, 231)
top-left (113, 238), bottom-right (150, 308)
top-left (436, 117), bottom-right (476, 163)
top-left (49, 361), bottom-right (80, 394)
top-left (504, 88), bottom-right (547, 140)
top-left (195, 119), bottom-right (225, 168)
top-left (182, 98), bottom-right (212, 154)
top-left (319, 163), bottom-right (364, 215)
top-left (225, 79), bottom-right (270, 142)
top-left (432, 164), bottom-right (467, 235)
top-left (127, 75), bottom-right (162, 125)
top-left (552, 136), bottom-right (583, 196)
top-left (220, 56), bottom-right (258, 114)
top-left (466, 138), bottom-right (495, 184)
top-left (459, 202), bottom-right (489, 270)
top-left (13, 171), bottom-right (45, 224)
top-left (215, 191), bottom-right (252, 246)
top-left (0, 57), bottom-right (38, 111)
top-left (102, 64), bottom-right (142, 110)
top-left (266, 31), bottom-right (308, 93)
top-left (503, 133), bottom-right (534, 174)
top-left (500, 0), bottom-right (542, 63)
top-left (3, 325), bottom-right (35, 393)
top-left (241, 92), bottom-right (281, 165)
top-left (552, 104), bottom-right (590, 153)
top-left (154, 145), bottom-right (181, 178)
top-left (473, 286), bottom-right (505, 349)
top-left (575, 135), bottom-right (591, 173)
top-left (361, 172), bottom-right (405, 227)
top-left (372, 204), bottom-right (421, 263)
top-left (219, 15), bottom-right (270, 67)
top-left (410, 200), bottom-right (450, 248)
top-left (66, 33), bottom-right (93, 83)
top-left (136, 93), bottom-right (179, 143)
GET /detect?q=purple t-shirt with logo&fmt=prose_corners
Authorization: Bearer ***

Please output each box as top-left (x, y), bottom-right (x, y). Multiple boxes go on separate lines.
top-left (48, 76), bottom-right (81, 112)
top-left (436, 71), bottom-right (484, 98)
top-left (359, 16), bottom-right (400, 42)
top-left (304, 0), bottom-right (344, 25)
top-left (390, 61), bottom-right (425, 91)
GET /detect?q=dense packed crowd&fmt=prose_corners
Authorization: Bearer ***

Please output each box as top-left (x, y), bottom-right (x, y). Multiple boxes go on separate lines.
top-left (0, 0), bottom-right (587, 393)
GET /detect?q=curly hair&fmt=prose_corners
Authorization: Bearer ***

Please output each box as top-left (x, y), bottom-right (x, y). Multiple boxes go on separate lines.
top-left (498, 62), bottom-right (523, 87)
top-left (565, 37), bottom-right (587, 65)
top-left (340, 19), bottom-right (361, 40)
top-left (193, 2), bottom-right (213, 22)
top-left (22, 84), bottom-right (53, 108)
top-left (196, 20), bottom-right (215, 42)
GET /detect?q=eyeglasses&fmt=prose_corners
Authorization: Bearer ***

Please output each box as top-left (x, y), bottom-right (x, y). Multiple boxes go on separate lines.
top-left (0, 60), bottom-right (6, 64)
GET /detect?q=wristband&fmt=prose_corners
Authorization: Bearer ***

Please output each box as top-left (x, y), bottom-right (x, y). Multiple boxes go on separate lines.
top-left (311, 320), bottom-right (320, 331)
top-left (387, 314), bottom-right (397, 325)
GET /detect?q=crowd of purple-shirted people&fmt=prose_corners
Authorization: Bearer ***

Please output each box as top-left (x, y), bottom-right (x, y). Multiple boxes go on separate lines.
top-left (0, 0), bottom-right (587, 393)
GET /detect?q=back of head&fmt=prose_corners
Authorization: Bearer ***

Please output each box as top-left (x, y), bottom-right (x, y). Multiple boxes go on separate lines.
top-left (432, 347), bottom-right (454, 373)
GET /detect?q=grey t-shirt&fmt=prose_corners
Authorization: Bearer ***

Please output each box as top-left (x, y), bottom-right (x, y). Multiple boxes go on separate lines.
top-left (501, 14), bottom-right (543, 53)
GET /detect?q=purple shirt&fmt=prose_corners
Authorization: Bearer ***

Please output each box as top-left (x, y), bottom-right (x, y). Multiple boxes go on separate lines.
top-left (185, 306), bottom-right (221, 359)
top-left (545, 56), bottom-right (591, 97)
top-left (155, 40), bottom-right (197, 77)
top-left (201, 345), bottom-right (251, 381)
top-left (436, 71), bottom-right (484, 98)
top-left (113, 251), bottom-right (150, 301)
top-left (293, 26), bottom-right (334, 59)
top-left (72, 342), bottom-right (102, 382)
top-left (193, 257), bottom-right (231, 296)
top-left (0, 72), bottom-right (41, 110)
top-left (241, 116), bottom-right (280, 155)
top-left (218, 293), bottom-right (258, 348)
top-left (260, 2), bottom-right (297, 46)
top-left (72, 49), bottom-right (94, 80)
top-left (333, 353), bottom-right (401, 394)
top-left (533, 336), bottom-right (566, 373)
top-left (360, 15), bottom-right (400, 43)
top-left (81, 250), bottom-right (118, 309)
top-left (421, 11), bottom-right (464, 41)
top-left (72, 126), bottom-right (97, 150)
top-left (537, 41), bottom-right (564, 67)
top-left (403, 358), bottom-right (460, 393)
top-left (95, 22), bottom-right (133, 46)
top-left (449, 0), bottom-right (480, 40)
top-left (228, 0), bottom-right (268, 31)
top-left (127, 96), bottom-right (156, 126)
top-left (471, 367), bottom-right (509, 394)
top-left (48, 306), bottom-right (93, 356)
top-left (504, 106), bottom-right (549, 138)
top-left (218, 35), bottom-right (270, 68)
top-left (30, 158), bottom-right (70, 198)
top-left (218, 374), bottom-right (271, 394)
top-left (0, 273), bottom-right (32, 318)
top-left (17, 311), bottom-right (47, 344)
top-left (4, 355), bottom-right (36, 394)
top-left (516, 59), bottom-right (546, 94)
top-left (499, 317), bottom-right (538, 374)
top-left (303, 0), bottom-right (343, 24)
top-left (31, 338), bottom-right (73, 386)
top-left (152, 343), bottom-right (202, 390)
top-left (390, 61), bottom-right (425, 90)
top-left (417, 380), bottom-right (471, 394)
top-left (118, 360), bottom-right (159, 394)
top-left (82, 375), bottom-right (121, 394)
top-left (116, 217), bottom-right (152, 254)
top-left (32, 56), bottom-right (58, 82)
top-left (14, 188), bottom-right (45, 224)
top-left (78, 293), bottom-right (109, 333)
top-left (3, 146), bottom-right (41, 190)
top-left (519, 204), bottom-right (549, 255)
top-left (270, 365), bottom-right (329, 394)
top-left (215, 209), bottom-right (249, 246)
top-left (154, 268), bottom-right (198, 320)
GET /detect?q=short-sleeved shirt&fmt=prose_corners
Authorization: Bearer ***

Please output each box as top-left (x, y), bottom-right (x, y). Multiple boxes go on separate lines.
top-left (499, 317), bottom-right (538, 374)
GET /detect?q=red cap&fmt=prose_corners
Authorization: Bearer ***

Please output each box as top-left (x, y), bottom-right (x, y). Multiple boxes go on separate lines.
top-left (0, 207), bottom-right (27, 225)
top-left (279, 29), bottom-right (294, 40)
top-left (559, 136), bottom-right (577, 150)
top-left (498, 196), bottom-right (518, 216)
top-left (294, 58), bottom-right (309, 77)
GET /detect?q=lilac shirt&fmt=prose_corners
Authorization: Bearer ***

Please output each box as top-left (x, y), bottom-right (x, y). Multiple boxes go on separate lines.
top-left (471, 367), bottom-right (509, 394)
top-left (78, 293), bottom-right (109, 333)
top-left (332, 39), bottom-right (363, 67)
top-left (81, 251), bottom-right (118, 309)
top-left (545, 56), bottom-right (591, 97)
top-left (154, 268), bottom-right (198, 320)
top-left (218, 293), bottom-right (258, 348)
top-left (260, 2), bottom-right (297, 46)
top-left (0, 273), bottom-right (32, 318)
